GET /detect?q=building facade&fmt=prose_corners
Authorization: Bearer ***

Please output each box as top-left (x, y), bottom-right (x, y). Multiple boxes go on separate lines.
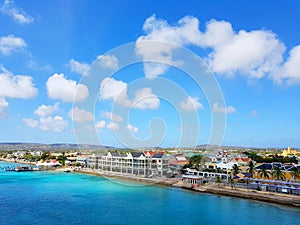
top-left (88, 151), bottom-right (170, 177)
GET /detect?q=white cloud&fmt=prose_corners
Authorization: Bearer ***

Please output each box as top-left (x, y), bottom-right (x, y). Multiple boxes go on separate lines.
top-left (107, 122), bottom-right (119, 131)
top-left (180, 96), bottom-right (203, 111)
top-left (271, 45), bottom-right (300, 85)
top-left (34, 103), bottom-right (59, 117)
top-left (38, 116), bottom-right (68, 132)
top-left (97, 55), bottom-right (119, 69)
top-left (46, 73), bottom-right (89, 102)
top-left (132, 87), bottom-right (160, 109)
top-left (0, 97), bottom-right (9, 118)
top-left (1, 0), bottom-right (34, 24)
top-left (22, 118), bottom-right (38, 128)
top-left (68, 59), bottom-right (89, 75)
top-left (126, 124), bottom-right (138, 133)
top-left (23, 103), bottom-right (68, 132)
top-left (69, 107), bottom-right (93, 122)
top-left (0, 35), bottom-right (26, 55)
top-left (204, 22), bottom-right (285, 78)
top-left (99, 77), bottom-right (129, 104)
top-left (27, 60), bottom-right (52, 71)
top-left (101, 111), bottom-right (123, 122)
top-left (136, 15), bottom-right (200, 78)
top-left (137, 15), bottom-right (290, 84)
top-left (213, 102), bottom-right (236, 114)
top-left (250, 110), bottom-right (258, 117)
top-left (95, 120), bottom-right (106, 129)
top-left (23, 115), bottom-right (68, 132)
top-left (99, 77), bottom-right (160, 109)
top-left (0, 65), bottom-right (37, 99)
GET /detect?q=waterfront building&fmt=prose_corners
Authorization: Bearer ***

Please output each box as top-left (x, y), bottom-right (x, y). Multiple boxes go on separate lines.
top-left (182, 168), bottom-right (228, 185)
top-left (281, 146), bottom-right (300, 157)
top-left (88, 151), bottom-right (170, 177)
top-left (254, 162), bottom-right (300, 181)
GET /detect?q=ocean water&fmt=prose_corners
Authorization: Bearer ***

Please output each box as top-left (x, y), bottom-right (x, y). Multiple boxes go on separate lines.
top-left (0, 162), bottom-right (299, 225)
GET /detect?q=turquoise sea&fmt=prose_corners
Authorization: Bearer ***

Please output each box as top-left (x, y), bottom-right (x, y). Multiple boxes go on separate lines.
top-left (1, 162), bottom-right (300, 225)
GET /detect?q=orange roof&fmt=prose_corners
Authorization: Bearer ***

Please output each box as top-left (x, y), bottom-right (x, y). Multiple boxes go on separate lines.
top-left (144, 151), bottom-right (155, 156)
top-left (242, 158), bottom-right (250, 162)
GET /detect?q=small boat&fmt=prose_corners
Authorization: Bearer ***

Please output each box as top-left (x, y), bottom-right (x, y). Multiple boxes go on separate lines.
top-left (15, 166), bottom-right (34, 172)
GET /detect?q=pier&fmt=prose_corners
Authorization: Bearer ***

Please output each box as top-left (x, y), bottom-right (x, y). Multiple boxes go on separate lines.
top-left (0, 165), bottom-right (39, 172)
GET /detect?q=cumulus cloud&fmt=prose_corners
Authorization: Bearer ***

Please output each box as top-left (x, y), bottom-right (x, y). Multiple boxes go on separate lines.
top-left (107, 122), bottom-right (119, 131)
top-left (99, 77), bottom-right (160, 109)
top-left (23, 103), bottom-right (68, 132)
top-left (136, 15), bottom-right (200, 78)
top-left (34, 103), bottom-right (59, 117)
top-left (99, 77), bottom-right (129, 104)
top-left (126, 124), bottom-right (138, 133)
top-left (0, 35), bottom-right (26, 55)
top-left (69, 107), bottom-right (93, 122)
top-left (95, 120), bottom-right (106, 129)
top-left (132, 87), bottom-right (160, 109)
top-left (24, 116), bottom-right (67, 132)
top-left (22, 118), bottom-right (38, 128)
top-left (212, 102), bottom-right (236, 114)
top-left (270, 45), bottom-right (300, 85)
top-left (97, 54), bottom-right (119, 69)
top-left (38, 116), bottom-right (68, 132)
top-left (137, 15), bottom-right (299, 85)
top-left (1, 0), bottom-right (34, 24)
top-left (0, 65), bottom-right (37, 99)
top-left (0, 97), bottom-right (9, 118)
top-left (46, 73), bottom-right (89, 102)
top-left (180, 96), bottom-right (203, 111)
top-left (101, 111), bottom-right (123, 122)
top-left (204, 22), bottom-right (285, 78)
top-left (68, 59), bottom-right (89, 75)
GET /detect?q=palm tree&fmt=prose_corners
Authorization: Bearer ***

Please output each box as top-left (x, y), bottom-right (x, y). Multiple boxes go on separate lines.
top-left (228, 177), bottom-right (235, 189)
top-left (259, 165), bottom-right (271, 180)
top-left (290, 167), bottom-right (300, 181)
top-left (247, 161), bottom-right (255, 178)
top-left (189, 155), bottom-right (203, 170)
top-left (232, 164), bottom-right (240, 176)
top-left (215, 176), bottom-right (222, 187)
top-left (272, 166), bottom-right (286, 181)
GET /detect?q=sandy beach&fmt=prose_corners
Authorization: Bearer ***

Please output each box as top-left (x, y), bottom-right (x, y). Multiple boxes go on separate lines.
top-left (0, 158), bottom-right (36, 165)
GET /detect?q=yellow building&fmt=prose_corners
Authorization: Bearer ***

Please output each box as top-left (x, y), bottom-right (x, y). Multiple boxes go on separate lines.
top-left (281, 146), bottom-right (300, 157)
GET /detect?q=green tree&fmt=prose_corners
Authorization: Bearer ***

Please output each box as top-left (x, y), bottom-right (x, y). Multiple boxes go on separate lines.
top-left (232, 164), bottom-right (240, 176)
top-left (272, 166), bottom-right (286, 181)
top-left (57, 155), bottom-right (67, 165)
top-left (215, 176), bottom-right (222, 187)
top-left (189, 155), bottom-right (203, 170)
top-left (259, 165), bottom-right (271, 180)
top-left (247, 161), bottom-right (255, 177)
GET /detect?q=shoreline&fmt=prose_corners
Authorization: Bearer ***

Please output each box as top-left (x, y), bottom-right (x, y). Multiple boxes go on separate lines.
top-left (74, 168), bottom-right (300, 208)
top-left (1, 161), bottom-right (300, 208)
top-left (0, 158), bottom-right (36, 165)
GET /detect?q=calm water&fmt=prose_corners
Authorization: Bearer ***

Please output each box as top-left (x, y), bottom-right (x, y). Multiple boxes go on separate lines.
top-left (0, 162), bottom-right (299, 225)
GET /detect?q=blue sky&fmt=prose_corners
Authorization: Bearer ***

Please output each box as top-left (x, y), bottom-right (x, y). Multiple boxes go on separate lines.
top-left (0, 0), bottom-right (300, 148)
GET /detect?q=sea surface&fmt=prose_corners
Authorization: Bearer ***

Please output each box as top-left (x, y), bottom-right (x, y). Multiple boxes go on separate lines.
top-left (0, 161), bottom-right (300, 225)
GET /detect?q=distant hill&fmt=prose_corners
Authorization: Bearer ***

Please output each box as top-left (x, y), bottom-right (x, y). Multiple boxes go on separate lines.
top-left (0, 143), bottom-right (114, 151)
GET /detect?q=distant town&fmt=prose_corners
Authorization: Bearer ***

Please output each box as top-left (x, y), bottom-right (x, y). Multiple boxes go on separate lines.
top-left (1, 143), bottom-right (300, 203)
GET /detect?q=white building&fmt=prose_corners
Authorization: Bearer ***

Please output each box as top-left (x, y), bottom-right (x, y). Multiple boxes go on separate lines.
top-left (88, 151), bottom-right (170, 177)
